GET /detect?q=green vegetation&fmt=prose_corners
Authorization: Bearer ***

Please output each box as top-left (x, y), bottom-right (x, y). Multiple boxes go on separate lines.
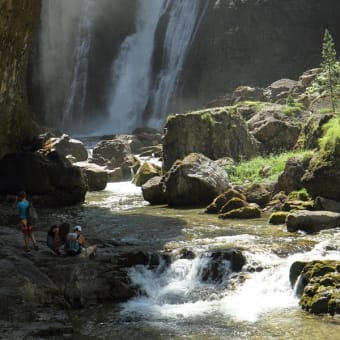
top-left (319, 115), bottom-right (340, 153)
top-left (321, 29), bottom-right (338, 113)
top-left (200, 111), bottom-right (215, 127)
top-left (283, 101), bottom-right (304, 117)
top-left (235, 100), bottom-right (269, 112)
top-left (225, 150), bottom-right (313, 184)
top-left (306, 29), bottom-right (339, 112)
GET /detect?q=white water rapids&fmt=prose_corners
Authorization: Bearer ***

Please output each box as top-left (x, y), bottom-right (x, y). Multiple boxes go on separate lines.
top-left (121, 239), bottom-right (339, 323)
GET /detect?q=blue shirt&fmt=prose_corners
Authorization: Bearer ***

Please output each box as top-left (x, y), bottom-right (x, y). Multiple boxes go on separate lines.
top-left (17, 200), bottom-right (30, 219)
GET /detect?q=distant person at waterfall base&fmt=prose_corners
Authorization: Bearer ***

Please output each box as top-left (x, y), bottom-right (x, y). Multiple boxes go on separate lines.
top-left (14, 191), bottom-right (39, 252)
top-left (64, 225), bottom-right (97, 257)
top-left (46, 222), bottom-right (70, 255)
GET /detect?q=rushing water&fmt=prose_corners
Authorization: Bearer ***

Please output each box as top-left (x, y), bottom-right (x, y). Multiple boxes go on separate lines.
top-left (67, 182), bottom-right (340, 339)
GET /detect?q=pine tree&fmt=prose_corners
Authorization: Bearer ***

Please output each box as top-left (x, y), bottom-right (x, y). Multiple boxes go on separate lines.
top-left (321, 29), bottom-right (338, 113)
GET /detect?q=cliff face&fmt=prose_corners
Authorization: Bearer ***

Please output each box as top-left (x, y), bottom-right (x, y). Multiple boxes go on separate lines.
top-left (175, 0), bottom-right (340, 112)
top-left (0, 0), bottom-right (41, 158)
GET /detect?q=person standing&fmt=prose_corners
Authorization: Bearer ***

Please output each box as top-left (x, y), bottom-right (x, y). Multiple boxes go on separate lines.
top-left (14, 191), bottom-right (39, 252)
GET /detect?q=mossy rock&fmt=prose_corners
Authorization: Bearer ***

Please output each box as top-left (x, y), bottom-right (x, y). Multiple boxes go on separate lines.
top-left (268, 211), bottom-right (289, 225)
top-left (132, 162), bottom-right (161, 187)
top-left (218, 206), bottom-right (261, 219)
top-left (282, 199), bottom-right (314, 211)
top-left (297, 260), bottom-right (340, 315)
top-left (205, 189), bottom-right (246, 214)
top-left (219, 197), bottom-right (248, 214)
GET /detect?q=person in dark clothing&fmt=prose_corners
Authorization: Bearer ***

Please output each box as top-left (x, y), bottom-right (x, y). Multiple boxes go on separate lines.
top-left (46, 222), bottom-right (70, 255)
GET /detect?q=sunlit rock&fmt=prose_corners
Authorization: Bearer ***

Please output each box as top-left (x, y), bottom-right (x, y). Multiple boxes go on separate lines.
top-left (163, 153), bottom-right (230, 207)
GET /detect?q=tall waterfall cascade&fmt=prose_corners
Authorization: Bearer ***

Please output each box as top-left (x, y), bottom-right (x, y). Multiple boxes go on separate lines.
top-left (35, 0), bottom-right (208, 135)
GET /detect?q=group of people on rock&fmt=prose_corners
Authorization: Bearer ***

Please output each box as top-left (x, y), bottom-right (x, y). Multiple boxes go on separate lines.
top-left (14, 191), bottom-right (96, 257)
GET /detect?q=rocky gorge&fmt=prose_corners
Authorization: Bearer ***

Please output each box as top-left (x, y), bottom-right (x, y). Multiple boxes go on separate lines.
top-left (1, 0), bottom-right (340, 338)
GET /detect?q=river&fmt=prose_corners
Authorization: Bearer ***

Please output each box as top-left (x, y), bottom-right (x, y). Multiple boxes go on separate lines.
top-left (65, 181), bottom-right (340, 339)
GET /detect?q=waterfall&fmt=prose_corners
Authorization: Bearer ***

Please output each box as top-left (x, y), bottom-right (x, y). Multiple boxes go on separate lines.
top-left (36, 0), bottom-right (208, 134)
top-left (62, 0), bottom-right (94, 130)
top-left (147, 0), bottom-right (209, 128)
top-left (104, 0), bottom-right (168, 134)
top-left (104, 0), bottom-right (208, 134)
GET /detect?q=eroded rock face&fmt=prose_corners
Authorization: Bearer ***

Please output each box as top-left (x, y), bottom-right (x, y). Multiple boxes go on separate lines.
top-left (163, 107), bottom-right (259, 171)
top-left (163, 153), bottom-right (230, 207)
top-left (0, 0), bottom-right (41, 158)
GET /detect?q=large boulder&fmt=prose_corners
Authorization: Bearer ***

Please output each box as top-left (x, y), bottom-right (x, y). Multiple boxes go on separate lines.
top-left (141, 176), bottom-right (167, 205)
top-left (286, 210), bottom-right (340, 233)
top-left (163, 153), bottom-right (230, 207)
top-left (74, 162), bottom-right (108, 191)
top-left (247, 104), bottom-right (303, 153)
top-left (231, 86), bottom-right (266, 104)
top-left (0, 151), bottom-right (87, 206)
top-left (43, 134), bottom-right (88, 162)
top-left (163, 107), bottom-right (259, 171)
top-left (91, 138), bottom-right (132, 169)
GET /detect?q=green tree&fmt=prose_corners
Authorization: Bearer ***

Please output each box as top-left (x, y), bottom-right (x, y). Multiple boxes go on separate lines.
top-left (321, 29), bottom-right (338, 113)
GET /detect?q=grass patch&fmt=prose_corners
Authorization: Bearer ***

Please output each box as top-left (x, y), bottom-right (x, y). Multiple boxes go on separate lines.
top-left (319, 115), bottom-right (340, 152)
top-left (225, 150), bottom-right (313, 184)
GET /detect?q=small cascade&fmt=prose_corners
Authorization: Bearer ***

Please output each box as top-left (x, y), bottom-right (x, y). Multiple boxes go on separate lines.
top-left (122, 240), bottom-right (340, 322)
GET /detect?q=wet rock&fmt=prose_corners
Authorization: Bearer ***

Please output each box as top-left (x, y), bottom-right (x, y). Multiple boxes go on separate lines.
top-left (200, 249), bottom-right (246, 283)
top-left (286, 210), bottom-right (340, 233)
top-left (219, 205), bottom-right (261, 219)
top-left (142, 176), bottom-right (167, 205)
top-left (268, 211), bottom-right (289, 225)
top-left (74, 162), bottom-right (108, 191)
top-left (292, 260), bottom-right (340, 315)
top-left (163, 153), bottom-right (230, 207)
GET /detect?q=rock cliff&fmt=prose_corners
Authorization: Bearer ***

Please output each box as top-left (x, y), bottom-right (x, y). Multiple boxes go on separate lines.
top-left (0, 0), bottom-right (41, 158)
top-left (175, 0), bottom-right (340, 112)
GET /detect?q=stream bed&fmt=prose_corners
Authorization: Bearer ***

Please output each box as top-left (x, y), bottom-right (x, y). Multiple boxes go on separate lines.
top-left (63, 182), bottom-right (340, 339)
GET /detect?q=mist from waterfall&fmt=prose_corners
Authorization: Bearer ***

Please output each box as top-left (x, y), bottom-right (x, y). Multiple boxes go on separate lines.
top-left (62, 0), bottom-right (94, 130)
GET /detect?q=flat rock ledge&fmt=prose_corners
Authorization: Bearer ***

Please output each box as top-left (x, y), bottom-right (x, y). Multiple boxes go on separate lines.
top-left (286, 210), bottom-right (340, 233)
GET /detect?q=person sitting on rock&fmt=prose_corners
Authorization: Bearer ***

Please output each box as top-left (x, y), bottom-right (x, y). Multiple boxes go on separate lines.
top-left (64, 225), bottom-right (96, 257)
top-left (47, 222), bottom-right (70, 255)
top-left (14, 191), bottom-right (39, 252)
